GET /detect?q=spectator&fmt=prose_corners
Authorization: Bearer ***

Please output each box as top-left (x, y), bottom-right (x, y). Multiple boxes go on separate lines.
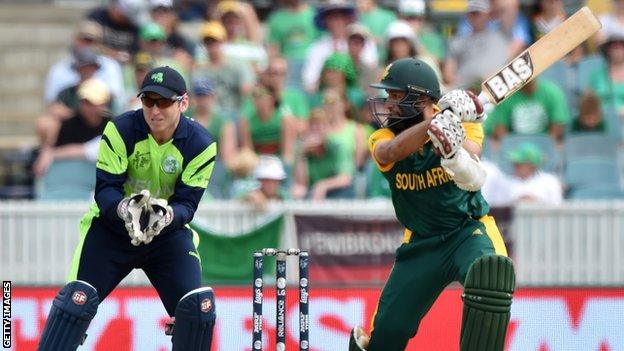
top-left (397, 0), bottom-right (446, 62)
top-left (44, 21), bottom-right (124, 112)
top-left (266, 0), bottom-right (319, 89)
top-left (590, 33), bottom-right (624, 114)
top-left (356, 0), bottom-right (396, 60)
top-left (33, 79), bottom-right (111, 178)
top-left (570, 91), bottom-right (607, 134)
top-left (239, 85), bottom-right (298, 169)
top-left (188, 78), bottom-right (237, 170)
top-left (444, 0), bottom-right (510, 89)
top-left (531, 0), bottom-right (566, 40)
top-left (309, 53), bottom-right (367, 120)
top-left (138, 22), bottom-right (190, 79)
top-left (214, 0), bottom-right (267, 72)
top-left (293, 108), bottom-right (356, 200)
top-left (86, 0), bottom-right (148, 62)
top-left (149, 0), bottom-right (197, 57)
top-left (457, 0), bottom-right (531, 57)
top-left (194, 21), bottom-right (254, 120)
top-left (123, 51), bottom-right (155, 110)
top-left (254, 57), bottom-right (310, 133)
top-left (346, 24), bottom-right (380, 95)
top-left (481, 142), bottom-right (563, 205)
top-left (486, 79), bottom-right (570, 142)
top-left (302, 0), bottom-right (378, 92)
top-left (384, 20), bottom-right (443, 85)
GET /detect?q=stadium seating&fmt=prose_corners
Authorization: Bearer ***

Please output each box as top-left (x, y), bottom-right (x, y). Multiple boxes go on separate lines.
top-left (564, 156), bottom-right (621, 189)
top-left (497, 134), bottom-right (559, 174)
top-left (563, 133), bottom-right (618, 161)
top-left (568, 183), bottom-right (624, 199)
top-left (37, 159), bottom-right (95, 201)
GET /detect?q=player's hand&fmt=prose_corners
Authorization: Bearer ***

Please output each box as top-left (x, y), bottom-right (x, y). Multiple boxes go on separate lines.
top-left (142, 197), bottom-right (174, 243)
top-left (117, 190), bottom-right (151, 246)
top-left (437, 89), bottom-right (486, 122)
top-left (428, 110), bottom-right (466, 159)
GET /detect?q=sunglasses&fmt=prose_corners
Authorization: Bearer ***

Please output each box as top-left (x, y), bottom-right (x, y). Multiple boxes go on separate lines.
top-left (140, 94), bottom-right (183, 108)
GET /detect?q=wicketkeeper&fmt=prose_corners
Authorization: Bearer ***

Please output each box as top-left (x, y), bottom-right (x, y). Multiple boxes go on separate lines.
top-left (38, 66), bottom-right (217, 351)
top-left (349, 57), bottom-right (515, 351)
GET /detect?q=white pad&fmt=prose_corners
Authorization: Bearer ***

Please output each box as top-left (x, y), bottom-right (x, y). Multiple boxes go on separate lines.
top-left (441, 148), bottom-right (487, 192)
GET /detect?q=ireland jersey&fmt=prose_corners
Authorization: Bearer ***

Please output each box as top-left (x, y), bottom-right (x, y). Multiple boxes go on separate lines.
top-left (368, 123), bottom-right (489, 238)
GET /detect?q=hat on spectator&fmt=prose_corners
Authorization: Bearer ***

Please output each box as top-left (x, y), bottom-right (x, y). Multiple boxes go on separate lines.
top-left (140, 22), bottom-right (167, 41)
top-left (72, 47), bottom-right (101, 70)
top-left (347, 23), bottom-right (371, 40)
top-left (201, 21), bottom-right (227, 41)
top-left (76, 20), bottom-right (103, 41)
top-left (467, 0), bottom-right (491, 13)
top-left (398, 0), bottom-right (426, 17)
top-left (139, 66), bottom-right (187, 99)
top-left (78, 79), bottom-right (110, 105)
top-left (149, 0), bottom-right (173, 10)
top-left (314, 0), bottom-right (357, 30)
top-left (386, 20), bottom-right (417, 42)
top-left (599, 31), bottom-right (624, 57)
top-left (133, 51), bottom-right (155, 70)
top-left (507, 142), bottom-right (543, 166)
top-left (192, 78), bottom-right (216, 96)
top-left (216, 1), bottom-right (244, 18)
top-left (116, 0), bottom-right (150, 26)
top-left (322, 52), bottom-right (357, 87)
top-left (253, 155), bottom-right (287, 181)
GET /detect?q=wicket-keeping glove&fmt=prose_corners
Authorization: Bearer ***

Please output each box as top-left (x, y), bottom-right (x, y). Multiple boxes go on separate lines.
top-left (142, 197), bottom-right (174, 244)
top-left (117, 189), bottom-right (151, 246)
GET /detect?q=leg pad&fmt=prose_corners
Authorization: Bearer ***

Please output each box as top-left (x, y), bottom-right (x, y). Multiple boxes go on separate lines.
top-left (171, 287), bottom-right (216, 351)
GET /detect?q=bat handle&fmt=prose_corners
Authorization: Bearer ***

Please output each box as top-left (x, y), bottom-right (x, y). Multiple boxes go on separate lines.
top-left (477, 91), bottom-right (495, 114)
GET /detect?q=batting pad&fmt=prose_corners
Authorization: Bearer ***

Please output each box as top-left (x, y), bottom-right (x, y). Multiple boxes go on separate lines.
top-left (460, 255), bottom-right (515, 351)
top-left (38, 280), bottom-right (99, 351)
top-left (172, 287), bottom-right (216, 351)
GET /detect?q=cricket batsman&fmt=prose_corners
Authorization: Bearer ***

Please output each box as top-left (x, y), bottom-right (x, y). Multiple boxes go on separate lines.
top-left (349, 57), bottom-right (515, 351)
top-left (38, 66), bottom-right (217, 351)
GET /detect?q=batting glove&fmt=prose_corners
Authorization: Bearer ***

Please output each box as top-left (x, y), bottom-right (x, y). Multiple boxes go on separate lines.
top-left (437, 89), bottom-right (486, 123)
top-left (428, 110), bottom-right (466, 159)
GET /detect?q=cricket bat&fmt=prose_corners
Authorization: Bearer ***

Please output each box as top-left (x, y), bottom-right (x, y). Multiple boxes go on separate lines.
top-left (477, 6), bottom-right (602, 109)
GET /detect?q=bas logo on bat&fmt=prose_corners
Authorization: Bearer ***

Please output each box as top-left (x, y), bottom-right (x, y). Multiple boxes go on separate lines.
top-left (484, 52), bottom-right (534, 104)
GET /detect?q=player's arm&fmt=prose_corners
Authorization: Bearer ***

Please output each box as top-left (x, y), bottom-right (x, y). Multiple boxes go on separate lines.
top-left (372, 120), bottom-right (432, 167)
top-left (167, 140), bottom-right (217, 229)
top-left (94, 121), bottom-right (128, 222)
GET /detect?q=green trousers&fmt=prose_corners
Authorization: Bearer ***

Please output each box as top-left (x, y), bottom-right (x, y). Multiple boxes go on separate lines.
top-left (367, 215), bottom-right (507, 351)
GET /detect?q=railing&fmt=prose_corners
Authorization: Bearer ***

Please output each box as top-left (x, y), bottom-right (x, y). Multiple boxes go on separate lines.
top-left (1, 200), bottom-right (623, 286)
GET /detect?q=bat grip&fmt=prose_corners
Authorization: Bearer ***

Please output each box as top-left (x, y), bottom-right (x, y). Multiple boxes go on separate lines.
top-left (477, 91), bottom-right (495, 113)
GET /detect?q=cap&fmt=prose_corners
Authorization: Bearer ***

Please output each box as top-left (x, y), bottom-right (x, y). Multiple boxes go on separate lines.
top-left (347, 23), bottom-right (370, 40)
top-left (322, 52), bottom-right (357, 86)
top-left (72, 48), bottom-right (101, 70)
top-left (133, 51), bottom-right (154, 70)
top-left (78, 78), bottom-right (110, 105)
top-left (386, 20), bottom-right (416, 41)
top-left (76, 20), bottom-right (102, 41)
top-left (200, 21), bottom-right (227, 41)
top-left (253, 155), bottom-right (287, 180)
top-left (314, 0), bottom-right (356, 30)
top-left (139, 66), bottom-right (187, 99)
top-left (192, 78), bottom-right (215, 96)
top-left (149, 0), bottom-right (173, 10)
top-left (506, 142), bottom-right (543, 165)
top-left (116, 0), bottom-right (150, 26)
top-left (398, 0), bottom-right (426, 17)
top-left (140, 22), bottom-right (167, 41)
top-left (467, 0), bottom-right (491, 13)
top-left (215, 1), bottom-right (243, 17)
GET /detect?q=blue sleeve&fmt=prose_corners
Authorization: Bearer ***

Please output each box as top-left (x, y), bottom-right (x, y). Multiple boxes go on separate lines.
top-left (94, 169), bottom-right (127, 223)
top-left (168, 181), bottom-right (206, 230)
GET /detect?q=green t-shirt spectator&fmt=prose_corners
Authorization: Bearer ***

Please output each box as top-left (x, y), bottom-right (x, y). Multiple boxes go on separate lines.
top-left (267, 5), bottom-right (319, 61)
top-left (242, 88), bottom-right (309, 120)
top-left (419, 28), bottom-right (446, 62)
top-left (589, 61), bottom-right (624, 112)
top-left (244, 104), bottom-right (291, 155)
top-left (485, 79), bottom-right (570, 135)
top-left (307, 137), bottom-right (355, 186)
top-left (193, 61), bottom-right (254, 119)
top-left (360, 7), bottom-right (396, 40)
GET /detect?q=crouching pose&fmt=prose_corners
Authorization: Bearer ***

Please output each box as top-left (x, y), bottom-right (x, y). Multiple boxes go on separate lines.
top-left (38, 66), bottom-right (218, 350)
top-left (349, 58), bottom-right (515, 351)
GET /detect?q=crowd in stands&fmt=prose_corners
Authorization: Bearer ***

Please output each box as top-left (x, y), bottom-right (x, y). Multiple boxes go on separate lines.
top-left (24, 0), bottom-right (624, 205)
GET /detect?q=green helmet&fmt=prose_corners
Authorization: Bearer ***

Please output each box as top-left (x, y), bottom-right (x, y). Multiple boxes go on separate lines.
top-left (371, 57), bottom-right (441, 99)
top-left (369, 58), bottom-right (441, 133)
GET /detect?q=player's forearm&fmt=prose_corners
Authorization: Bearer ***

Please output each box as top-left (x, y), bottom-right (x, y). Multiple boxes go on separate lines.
top-left (376, 120), bottom-right (431, 164)
top-left (94, 170), bottom-right (126, 221)
top-left (168, 185), bottom-right (204, 230)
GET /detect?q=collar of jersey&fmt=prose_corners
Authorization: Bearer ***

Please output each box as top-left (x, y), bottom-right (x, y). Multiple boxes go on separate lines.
top-left (136, 110), bottom-right (189, 140)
